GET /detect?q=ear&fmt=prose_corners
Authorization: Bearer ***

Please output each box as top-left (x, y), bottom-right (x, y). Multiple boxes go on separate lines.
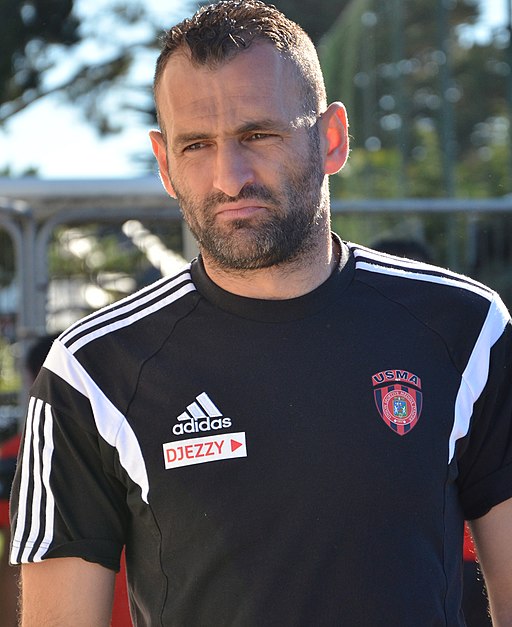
top-left (149, 130), bottom-right (176, 198)
top-left (319, 102), bottom-right (349, 175)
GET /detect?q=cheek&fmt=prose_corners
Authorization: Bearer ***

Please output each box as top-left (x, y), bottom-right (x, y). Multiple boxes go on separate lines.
top-left (265, 139), bottom-right (313, 178)
top-left (170, 158), bottom-right (213, 197)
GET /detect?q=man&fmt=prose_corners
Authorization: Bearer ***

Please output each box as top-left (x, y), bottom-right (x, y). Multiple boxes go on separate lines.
top-left (10, 1), bottom-right (512, 625)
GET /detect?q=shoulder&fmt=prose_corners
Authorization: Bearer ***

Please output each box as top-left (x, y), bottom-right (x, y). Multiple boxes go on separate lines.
top-left (35, 264), bottom-right (200, 412)
top-left (57, 264), bottom-right (198, 356)
top-left (348, 242), bottom-right (510, 368)
top-left (349, 241), bottom-right (502, 314)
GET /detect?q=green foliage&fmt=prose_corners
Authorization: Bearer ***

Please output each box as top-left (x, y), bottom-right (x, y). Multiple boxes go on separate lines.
top-left (319, 0), bottom-right (373, 127)
top-left (320, 0), bottom-right (512, 198)
top-left (46, 221), bottom-right (184, 306)
top-left (455, 142), bottom-right (510, 197)
top-left (49, 225), bottom-right (146, 276)
top-left (332, 121), bottom-right (446, 199)
top-left (0, 0), bottom-right (184, 132)
top-left (270, 0), bottom-right (349, 43)
top-left (0, 165), bottom-right (39, 177)
top-left (0, 338), bottom-right (19, 393)
top-left (0, 0), bottom-right (79, 106)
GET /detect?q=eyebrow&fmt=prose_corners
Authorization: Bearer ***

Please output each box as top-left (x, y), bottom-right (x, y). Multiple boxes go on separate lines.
top-left (236, 119), bottom-right (292, 134)
top-left (172, 132), bottom-right (212, 148)
top-left (172, 118), bottom-right (292, 148)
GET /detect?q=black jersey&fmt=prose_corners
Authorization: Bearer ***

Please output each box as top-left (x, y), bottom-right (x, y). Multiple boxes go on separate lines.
top-left (10, 238), bottom-right (512, 626)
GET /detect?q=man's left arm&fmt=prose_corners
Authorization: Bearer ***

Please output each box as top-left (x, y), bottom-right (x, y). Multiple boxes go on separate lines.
top-left (470, 497), bottom-right (512, 626)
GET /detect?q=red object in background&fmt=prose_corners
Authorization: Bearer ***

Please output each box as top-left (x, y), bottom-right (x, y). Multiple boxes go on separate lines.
top-left (463, 523), bottom-right (477, 562)
top-left (112, 551), bottom-right (132, 626)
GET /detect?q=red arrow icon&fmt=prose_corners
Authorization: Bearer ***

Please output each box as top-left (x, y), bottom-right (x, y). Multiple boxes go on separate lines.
top-left (231, 439), bottom-right (243, 453)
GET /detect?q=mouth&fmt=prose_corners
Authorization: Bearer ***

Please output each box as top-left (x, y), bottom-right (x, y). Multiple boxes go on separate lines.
top-left (215, 202), bottom-right (268, 221)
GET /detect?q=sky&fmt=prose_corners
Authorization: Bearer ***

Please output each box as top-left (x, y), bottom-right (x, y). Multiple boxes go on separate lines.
top-left (0, 0), bottom-right (192, 179)
top-left (0, 0), bottom-right (509, 180)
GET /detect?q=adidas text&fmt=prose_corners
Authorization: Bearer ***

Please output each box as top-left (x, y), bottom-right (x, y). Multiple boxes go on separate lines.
top-left (172, 416), bottom-right (232, 436)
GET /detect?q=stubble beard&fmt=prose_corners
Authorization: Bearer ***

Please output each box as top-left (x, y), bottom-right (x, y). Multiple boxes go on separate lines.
top-left (172, 128), bottom-right (328, 271)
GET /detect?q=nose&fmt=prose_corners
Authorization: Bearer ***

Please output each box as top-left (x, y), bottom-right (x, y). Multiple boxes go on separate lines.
top-left (213, 141), bottom-right (255, 198)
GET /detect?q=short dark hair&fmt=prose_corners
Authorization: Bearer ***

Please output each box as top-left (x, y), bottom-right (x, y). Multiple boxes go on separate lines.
top-left (153, 0), bottom-right (326, 128)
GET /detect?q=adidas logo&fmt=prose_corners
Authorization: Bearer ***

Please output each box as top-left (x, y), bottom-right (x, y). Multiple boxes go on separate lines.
top-left (172, 392), bottom-right (232, 436)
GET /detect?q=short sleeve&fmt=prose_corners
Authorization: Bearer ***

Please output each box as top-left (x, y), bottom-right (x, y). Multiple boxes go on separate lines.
top-left (9, 367), bottom-right (128, 571)
top-left (457, 321), bottom-right (512, 520)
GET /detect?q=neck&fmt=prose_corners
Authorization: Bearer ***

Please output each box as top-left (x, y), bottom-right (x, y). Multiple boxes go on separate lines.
top-left (201, 232), bottom-right (340, 300)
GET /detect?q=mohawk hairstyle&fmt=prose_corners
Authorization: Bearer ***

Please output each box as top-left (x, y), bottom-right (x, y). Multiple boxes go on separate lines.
top-left (153, 0), bottom-right (326, 126)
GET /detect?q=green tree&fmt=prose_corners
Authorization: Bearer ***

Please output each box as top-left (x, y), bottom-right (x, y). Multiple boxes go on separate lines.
top-left (0, 1), bottom-right (195, 134)
top-left (320, 0), bottom-right (510, 198)
top-left (270, 0), bottom-right (349, 43)
top-left (0, 0), bottom-right (79, 108)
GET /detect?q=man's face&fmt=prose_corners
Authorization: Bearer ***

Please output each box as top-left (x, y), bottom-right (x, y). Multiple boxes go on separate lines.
top-left (152, 43), bottom-right (329, 271)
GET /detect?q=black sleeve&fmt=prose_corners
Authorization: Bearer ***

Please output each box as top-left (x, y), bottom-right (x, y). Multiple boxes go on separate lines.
top-left (457, 321), bottom-right (512, 520)
top-left (9, 367), bottom-right (128, 571)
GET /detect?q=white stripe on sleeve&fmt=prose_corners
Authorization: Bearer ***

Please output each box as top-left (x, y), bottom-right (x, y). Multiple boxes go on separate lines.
top-left (448, 295), bottom-right (510, 463)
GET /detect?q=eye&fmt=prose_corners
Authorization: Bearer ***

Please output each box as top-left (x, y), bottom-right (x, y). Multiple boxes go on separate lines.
top-left (183, 142), bottom-right (207, 152)
top-left (247, 132), bottom-right (274, 141)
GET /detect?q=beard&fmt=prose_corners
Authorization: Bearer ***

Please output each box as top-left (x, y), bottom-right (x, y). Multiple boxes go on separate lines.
top-left (171, 126), bottom-right (328, 271)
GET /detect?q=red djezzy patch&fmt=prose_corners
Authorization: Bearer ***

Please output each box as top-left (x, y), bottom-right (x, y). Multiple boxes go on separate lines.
top-left (372, 369), bottom-right (423, 436)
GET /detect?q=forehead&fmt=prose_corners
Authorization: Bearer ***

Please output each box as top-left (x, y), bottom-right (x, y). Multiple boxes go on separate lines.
top-left (156, 43), bottom-right (305, 136)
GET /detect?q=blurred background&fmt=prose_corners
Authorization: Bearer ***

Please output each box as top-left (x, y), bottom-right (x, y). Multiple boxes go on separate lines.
top-left (1, 0), bottom-right (512, 429)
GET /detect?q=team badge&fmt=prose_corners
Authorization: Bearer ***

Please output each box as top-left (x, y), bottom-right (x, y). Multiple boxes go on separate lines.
top-left (372, 369), bottom-right (423, 436)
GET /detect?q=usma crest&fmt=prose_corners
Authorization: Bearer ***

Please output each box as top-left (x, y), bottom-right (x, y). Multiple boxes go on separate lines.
top-left (372, 369), bottom-right (423, 436)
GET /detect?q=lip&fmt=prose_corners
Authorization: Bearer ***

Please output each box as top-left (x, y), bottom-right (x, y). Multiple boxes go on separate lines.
top-left (215, 202), bottom-right (267, 219)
